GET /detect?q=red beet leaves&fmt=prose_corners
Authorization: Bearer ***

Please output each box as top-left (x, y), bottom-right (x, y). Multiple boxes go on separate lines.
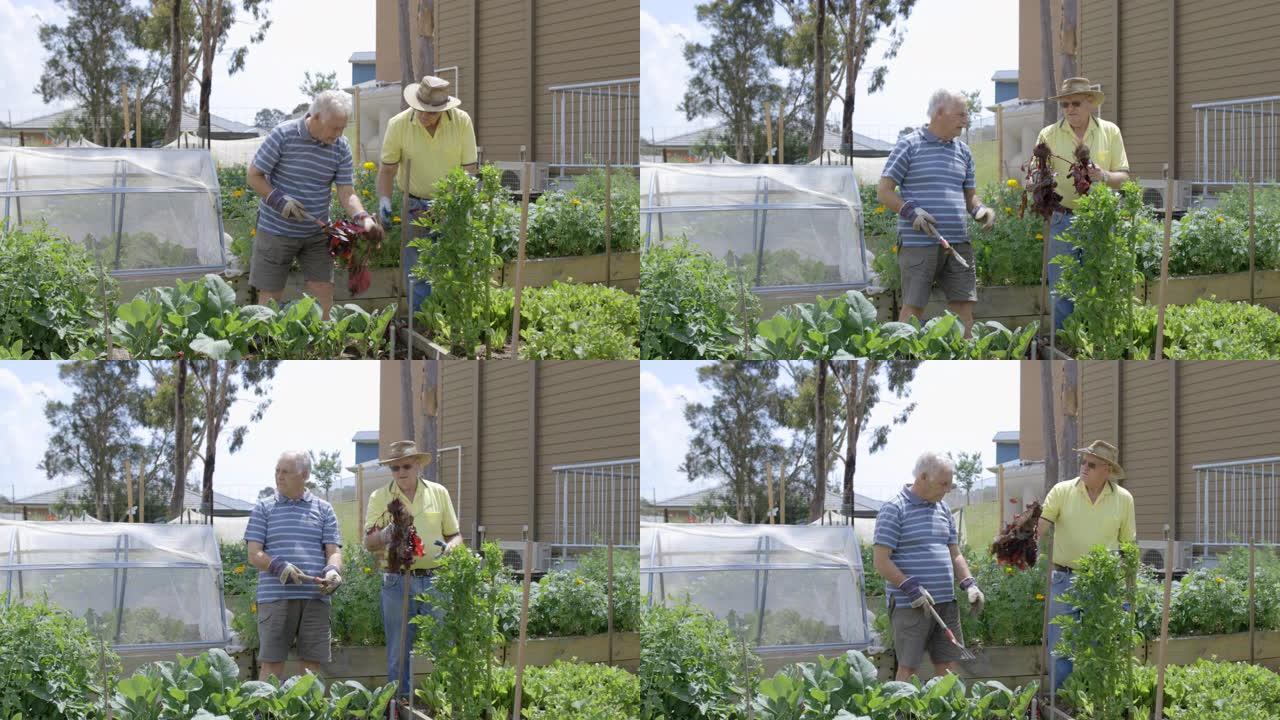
top-left (325, 220), bottom-right (381, 296)
top-left (991, 501), bottom-right (1043, 570)
top-left (385, 497), bottom-right (426, 574)
top-left (1068, 144), bottom-right (1094, 197)
top-left (1021, 142), bottom-right (1064, 220)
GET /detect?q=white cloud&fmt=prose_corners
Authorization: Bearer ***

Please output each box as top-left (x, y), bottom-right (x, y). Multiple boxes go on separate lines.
top-left (0, 0), bottom-right (71, 123)
top-left (639, 365), bottom-right (716, 504)
top-left (640, 8), bottom-right (714, 144)
top-left (0, 365), bottom-right (69, 501)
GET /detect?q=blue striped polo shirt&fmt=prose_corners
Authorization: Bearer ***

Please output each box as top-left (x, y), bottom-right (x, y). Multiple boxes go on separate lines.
top-left (244, 490), bottom-right (342, 604)
top-left (882, 127), bottom-right (977, 247)
top-left (874, 485), bottom-right (958, 607)
top-left (251, 115), bottom-right (354, 238)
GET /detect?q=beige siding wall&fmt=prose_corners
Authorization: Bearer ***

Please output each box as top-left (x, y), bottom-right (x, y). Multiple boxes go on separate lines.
top-left (477, 362), bottom-right (533, 542)
top-left (440, 361), bottom-right (476, 541)
top-left (1079, 362), bottom-right (1119, 457)
top-left (475, 0), bottom-right (531, 160)
top-left (1115, 362), bottom-right (1173, 540)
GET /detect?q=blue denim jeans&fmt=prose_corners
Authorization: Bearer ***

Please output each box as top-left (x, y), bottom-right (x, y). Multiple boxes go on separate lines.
top-left (381, 572), bottom-right (442, 697)
top-left (1046, 210), bottom-right (1082, 330)
top-left (1046, 568), bottom-right (1078, 693)
top-left (403, 197), bottom-right (437, 314)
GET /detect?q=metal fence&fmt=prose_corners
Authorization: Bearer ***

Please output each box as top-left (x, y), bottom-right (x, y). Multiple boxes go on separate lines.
top-left (550, 78), bottom-right (639, 176)
top-left (1194, 456), bottom-right (1280, 551)
top-left (551, 458), bottom-right (640, 557)
top-left (1193, 95), bottom-right (1280, 194)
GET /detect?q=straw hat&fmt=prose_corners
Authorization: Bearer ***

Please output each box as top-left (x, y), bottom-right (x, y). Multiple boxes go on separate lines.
top-left (403, 75), bottom-right (462, 113)
top-left (378, 440), bottom-right (433, 466)
top-left (1076, 440), bottom-right (1124, 480)
top-left (1050, 77), bottom-right (1105, 105)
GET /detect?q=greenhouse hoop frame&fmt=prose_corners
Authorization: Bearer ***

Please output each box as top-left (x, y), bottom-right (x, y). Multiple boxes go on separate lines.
top-left (2, 522), bottom-right (232, 654)
top-left (641, 163), bottom-right (870, 295)
top-left (1, 147), bottom-right (229, 279)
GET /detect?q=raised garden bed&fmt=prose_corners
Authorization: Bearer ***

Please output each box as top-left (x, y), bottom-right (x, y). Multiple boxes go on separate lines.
top-left (497, 251), bottom-right (640, 292)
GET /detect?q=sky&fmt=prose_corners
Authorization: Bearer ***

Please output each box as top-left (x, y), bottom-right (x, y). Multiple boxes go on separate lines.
top-left (0, 361), bottom-right (380, 506)
top-left (640, 360), bottom-right (1021, 506)
top-left (640, 0), bottom-right (1019, 145)
top-left (0, 0), bottom-right (377, 127)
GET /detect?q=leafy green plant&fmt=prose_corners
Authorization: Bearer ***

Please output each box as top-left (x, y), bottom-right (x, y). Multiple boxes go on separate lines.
top-left (1168, 208), bottom-right (1252, 276)
top-left (969, 180), bottom-right (1046, 287)
top-left (0, 222), bottom-right (114, 358)
top-left (725, 249), bottom-right (833, 286)
top-left (1053, 542), bottom-right (1142, 720)
top-left (519, 281), bottom-right (639, 360)
top-left (527, 190), bottom-right (606, 258)
top-left (640, 236), bottom-right (759, 360)
top-left (1055, 182), bottom-right (1149, 359)
top-left (640, 601), bottom-right (759, 720)
top-left (571, 167), bottom-right (642, 254)
top-left (329, 544), bottom-right (386, 647)
top-left (0, 593), bottom-right (118, 720)
top-left (1130, 298), bottom-right (1280, 359)
top-left (414, 165), bottom-right (508, 357)
top-left (1131, 658), bottom-right (1280, 720)
top-left (0, 338), bottom-right (34, 359)
top-left (574, 546), bottom-right (642, 634)
top-left (958, 551), bottom-right (1051, 648)
top-left (1215, 182), bottom-right (1280, 271)
top-left (508, 660), bottom-right (639, 720)
top-left (750, 290), bottom-right (1037, 360)
top-left (529, 570), bottom-right (610, 638)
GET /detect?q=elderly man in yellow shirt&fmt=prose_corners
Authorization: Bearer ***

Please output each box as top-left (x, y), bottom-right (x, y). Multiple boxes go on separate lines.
top-left (1036, 440), bottom-right (1136, 693)
top-left (363, 440), bottom-right (463, 700)
top-left (376, 75), bottom-right (479, 313)
top-left (1036, 77), bottom-right (1132, 330)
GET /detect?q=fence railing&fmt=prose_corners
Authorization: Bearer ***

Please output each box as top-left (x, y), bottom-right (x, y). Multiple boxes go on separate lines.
top-left (1193, 95), bottom-right (1280, 194)
top-left (550, 78), bottom-right (639, 176)
top-left (552, 458), bottom-right (640, 557)
top-left (1194, 456), bottom-right (1280, 551)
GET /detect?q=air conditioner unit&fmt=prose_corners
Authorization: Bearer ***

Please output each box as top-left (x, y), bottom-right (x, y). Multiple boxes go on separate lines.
top-left (1138, 179), bottom-right (1193, 212)
top-left (497, 540), bottom-right (549, 572)
top-left (490, 161), bottom-right (550, 193)
top-left (1138, 540), bottom-right (1193, 572)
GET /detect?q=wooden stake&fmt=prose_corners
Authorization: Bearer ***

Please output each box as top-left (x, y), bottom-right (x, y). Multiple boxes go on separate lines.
top-left (1249, 541), bottom-right (1257, 663)
top-left (995, 104), bottom-right (1005, 181)
top-left (121, 84), bottom-right (131, 149)
top-left (134, 84), bottom-right (142, 148)
top-left (356, 465), bottom-right (366, 536)
top-left (1154, 524), bottom-right (1175, 719)
top-left (138, 469), bottom-right (144, 524)
top-left (404, 158), bottom-right (413, 358)
top-left (777, 106), bottom-right (785, 164)
top-left (1155, 164), bottom-right (1174, 358)
top-left (1249, 178), bottom-right (1257, 305)
top-left (400, 570), bottom-right (412, 710)
top-left (511, 162), bottom-right (531, 356)
top-left (764, 102), bottom-right (773, 164)
top-left (513, 533), bottom-right (534, 719)
top-left (126, 458), bottom-right (133, 523)
top-left (996, 465), bottom-right (1006, 527)
top-left (607, 543), bottom-right (615, 667)
top-left (1041, 217), bottom-right (1051, 341)
top-left (766, 462), bottom-right (774, 524)
top-left (604, 165), bottom-right (613, 288)
top-left (353, 86), bottom-right (362, 168)
top-left (1040, 531), bottom-right (1054, 710)
top-left (779, 470), bottom-right (786, 525)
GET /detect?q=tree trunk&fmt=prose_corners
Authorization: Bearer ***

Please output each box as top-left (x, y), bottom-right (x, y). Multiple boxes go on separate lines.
top-left (201, 362), bottom-right (221, 522)
top-left (198, 0), bottom-right (220, 149)
top-left (1041, 361), bottom-right (1059, 495)
top-left (810, 360), bottom-right (828, 521)
top-left (165, 0), bottom-right (184, 143)
top-left (807, 0), bottom-right (827, 161)
top-left (840, 6), bottom-right (857, 154)
top-left (1060, 360), bottom-right (1078, 482)
top-left (1060, 0), bottom-right (1078, 80)
top-left (400, 360), bottom-right (415, 442)
top-left (169, 358), bottom-right (188, 518)
top-left (416, 0), bottom-right (435, 80)
top-left (398, 0), bottom-right (415, 110)
top-left (1039, 0), bottom-right (1056, 128)
top-left (421, 360), bottom-right (439, 483)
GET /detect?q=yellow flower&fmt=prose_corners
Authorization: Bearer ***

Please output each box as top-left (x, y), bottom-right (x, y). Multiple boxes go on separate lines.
top-left (570, 198), bottom-right (582, 206)
top-left (890, 245), bottom-right (898, 254)
top-left (1035, 593), bottom-right (1045, 601)
top-left (250, 602), bottom-right (257, 614)
top-left (1035, 233), bottom-right (1044, 240)
top-left (232, 189), bottom-right (244, 198)
top-left (363, 161), bottom-right (376, 171)
top-left (874, 206), bottom-right (886, 214)
top-left (1005, 566), bottom-right (1014, 575)
top-left (1005, 207), bottom-right (1014, 215)
top-left (363, 567), bottom-right (372, 574)
top-left (250, 228), bottom-right (256, 237)
top-left (1216, 215), bottom-right (1225, 223)
top-left (1006, 178), bottom-right (1019, 188)
top-left (233, 564), bottom-right (245, 574)
top-left (1215, 576), bottom-right (1225, 584)
top-left (392, 216), bottom-right (401, 224)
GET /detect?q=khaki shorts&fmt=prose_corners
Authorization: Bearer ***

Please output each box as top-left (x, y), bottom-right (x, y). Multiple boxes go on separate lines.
top-left (249, 228), bottom-right (333, 291)
top-left (890, 599), bottom-right (966, 669)
top-left (256, 598), bottom-right (332, 663)
top-left (898, 242), bottom-right (977, 308)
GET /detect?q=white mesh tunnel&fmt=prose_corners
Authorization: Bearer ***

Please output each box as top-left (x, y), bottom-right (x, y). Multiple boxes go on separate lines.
top-left (0, 147), bottom-right (227, 278)
top-left (0, 520), bottom-right (229, 653)
top-left (640, 522), bottom-right (872, 652)
top-left (640, 162), bottom-right (869, 293)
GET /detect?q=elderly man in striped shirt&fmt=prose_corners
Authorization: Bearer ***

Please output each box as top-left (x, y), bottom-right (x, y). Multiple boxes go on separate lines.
top-left (877, 90), bottom-right (996, 336)
top-left (247, 90), bottom-right (383, 319)
top-left (244, 451), bottom-right (343, 681)
top-left (873, 451), bottom-right (984, 681)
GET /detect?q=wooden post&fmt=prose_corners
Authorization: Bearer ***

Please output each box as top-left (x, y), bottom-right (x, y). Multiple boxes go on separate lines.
top-left (607, 543), bottom-right (615, 667)
top-left (353, 86), bottom-right (362, 168)
top-left (777, 107), bottom-right (785, 164)
top-left (138, 469), bottom-right (144, 524)
top-left (356, 465), bottom-right (366, 535)
top-left (1154, 524), bottom-right (1175, 720)
top-left (1155, 164), bottom-right (1174, 358)
top-left (1249, 541), bottom-right (1257, 663)
top-left (995, 104), bottom-right (1005, 181)
top-left (511, 162), bottom-right (531, 355)
top-left (1040, 530), bottom-right (1054, 709)
top-left (764, 102), bottom-right (773, 164)
top-left (996, 465), bottom-right (1006, 526)
top-left (1041, 217), bottom-right (1052, 341)
top-left (779, 471), bottom-right (786, 525)
top-left (766, 462), bottom-right (774, 524)
top-left (134, 85), bottom-right (142, 148)
top-left (121, 84), bottom-right (131, 149)
top-left (513, 532), bottom-right (534, 719)
top-left (403, 158), bottom-right (413, 356)
top-left (125, 458), bottom-right (133, 523)
top-left (604, 165), bottom-right (613, 288)
top-left (1249, 178), bottom-right (1257, 305)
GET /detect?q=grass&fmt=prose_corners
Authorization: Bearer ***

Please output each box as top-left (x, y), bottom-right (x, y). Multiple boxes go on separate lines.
top-left (970, 138), bottom-right (999, 190)
top-left (332, 498), bottom-right (365, 548)
top-left (962, 500), bottom-right (1000, 552)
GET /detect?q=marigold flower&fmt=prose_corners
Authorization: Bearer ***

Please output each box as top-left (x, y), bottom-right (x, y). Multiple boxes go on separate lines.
top-left (232, 189), bottom-right (244, 199)
top-left (1005, 207), bottom-right (1014, 215)
top-left (874, 206), bottom-right (886, 214)
top-left (250, 229), bottom-right (256, 237)
top-left (1005, 566), bottom-right (1014, 575)
top-left (1036, 233), bottom-right (1044, 240)
top-left (575, 577), bottom-right (585, 585)
top-left (363, 567), bottom-right (372, 574)
top-left (1215, 216), bottom-right (1225, 223)
top-left (1006, 178), bottom-right (1019, 188)
top-left (1035, 593), bottom-right (1045, 601)
top-left (363, 161), bottom-right (377, 171)
top-left (250, 603), bottom-right (257, 614)
top-left (570, 198), bottom-right (581, 206)
top-left (1215, 576), bottom-right (1225, 583)
top-left (890, 245), bottom-right (898, 254)
top-left (233, 564), bottom-right (245, 574)
top-left (393, 216), bottom-right (401, 223)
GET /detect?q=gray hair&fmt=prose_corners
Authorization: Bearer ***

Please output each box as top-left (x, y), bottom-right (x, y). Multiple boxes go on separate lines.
top-left (280, 451), bottom-right (311, 477)
top-left (310, 90), bottom-right (352, 119)
top-left (913, 451), bottom-right (954, 480)
top-left (927, 89), bottom-right (967, 118)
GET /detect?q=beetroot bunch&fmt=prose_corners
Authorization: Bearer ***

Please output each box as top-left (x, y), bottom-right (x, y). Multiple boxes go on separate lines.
top-left (1068, 144), bottom-right (1094, 197)
top-left (325, 220), bottom-right (381, 295)
top-left (991, 501), bottom-right (1043, 570)
top-left (385, 497), bottom-right (425, 574)
top-left (1020, 142), bottom-right (1065, 220)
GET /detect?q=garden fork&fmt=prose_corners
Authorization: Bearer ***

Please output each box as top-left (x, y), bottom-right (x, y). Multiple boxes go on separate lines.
top-left (923, 601), bottom-right (977, 661)
top-left (924, 224), bottom-right (971, 269)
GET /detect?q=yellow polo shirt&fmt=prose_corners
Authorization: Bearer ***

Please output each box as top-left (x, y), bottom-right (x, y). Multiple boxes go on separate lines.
top-left (1041, 476), bottom-right (1136, 569)
top-left (380, 107), bottom-right (478, 199)
top-left (364, 478), bottom-right (460, 571)
top-left (1035, 116), bottom-right (1130, 209)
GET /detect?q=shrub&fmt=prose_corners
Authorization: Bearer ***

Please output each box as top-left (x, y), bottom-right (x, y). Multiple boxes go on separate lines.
top-left (640, 236), bottom-right (759, 360)
top-left (0, 593), bottom-right (118, 720)
top-left (0, 222), bottom-right (114, 358)
top-left (1215, 182), bottom-right (1280, 271)
top-left (641, 601), bottom-right (758, 720)
top-left (958, 551), bottom-right (1051, 647)
top-left (569, 167), bottom-right (642, 254)
top-left (515, 661), bottom-right (639, 720)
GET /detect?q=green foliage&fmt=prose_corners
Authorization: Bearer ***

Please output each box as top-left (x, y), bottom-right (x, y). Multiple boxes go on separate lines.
top-left (860, 542), bottom-right (886, 599)
top-left (0, 338), bottom-right (34, 359)
top-left (519, 281), bottom-right (640, 360)
top-left (413, 165), bottom-right (508, 357)
top-left (640, 601), bottom-right (759, 720)
top-left (750, 290), bottom-right (1037, 360)
top-left (1168, 207), bottom-right (1252, 276)
top-left (1130, 299), bottom-right (1280, 359)
top-left (1053, 543), bottom-right (1142, 719)
top-left (83, 607), bottom-right (201, 645)
top-left (640, 236), bottom-right (759, 360)
top-left (111, 274), bottom-right (394, 359)
top-left (1055, 182), bottom-right (1150, 359)
top-left (969, 180), bottom-right (1046, 286)
top-left (726, 249), bottom-right (835, 286)
top-left (329, 544), bottom-right (386, 647)
top-left (528, 191), bottom-right (606, 258)
top-left (958, 551), bottom-right (1050, 647)
top-left (508, 661), bottom-right (639, 720)
top-left (573, 546), bottom-right (642, 634)
top-left (1131, 658), bottom-right (1280, 720)
top-left (752, 650), bottom-right (1036, 720)
top-left (568, 167), bottom-right (642, 254)
top-left (0, 222), bottom-right (114, 358)
top-left (529, 570), bottom-right (611, 638)
top-left (111, 648), bottom-right (395, 719)
top-left (1216, 182), bottom-right (1280, 271)
top-left (0, 593), bottom-right (118, 720)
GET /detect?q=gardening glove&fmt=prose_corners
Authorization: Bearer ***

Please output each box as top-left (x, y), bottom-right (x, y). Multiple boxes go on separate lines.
top-left (267, 557), bottom-right (307, 585)
top-left (319, 565), bottom-right (343, 595)
top-left (372, 524), bottom-right (395, 547)
top-left (971, 203), bottom-right (996, 230)
top-left (899, 576), bottom-right (935, 609)
top-left (960, 577), bottom-right (985, 616)
top-left (379, 196), bottom-right (393, 226)
top-left (899, 201), bottom-right (938, 236)
top-left (353, 211), bottom-right (385, 245)
top-left (266, 188), bottom-right (308, 222)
